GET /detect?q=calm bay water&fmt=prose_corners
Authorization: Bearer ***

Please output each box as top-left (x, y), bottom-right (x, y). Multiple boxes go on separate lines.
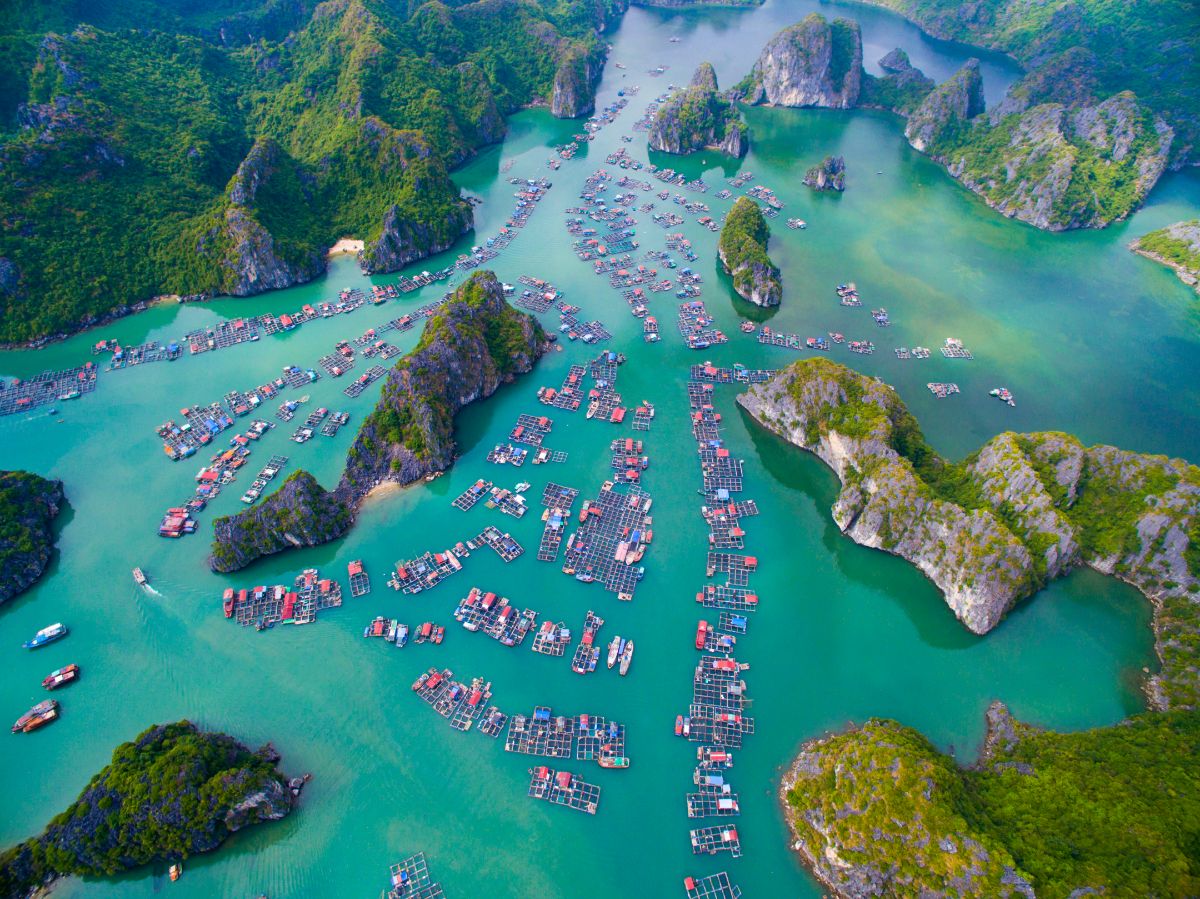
top-left (2, 2), bottom-right (1198, 896)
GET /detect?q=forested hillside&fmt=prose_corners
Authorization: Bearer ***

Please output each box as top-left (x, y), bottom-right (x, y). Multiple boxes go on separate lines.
top-left (0, 0), bottom-right (625, 343)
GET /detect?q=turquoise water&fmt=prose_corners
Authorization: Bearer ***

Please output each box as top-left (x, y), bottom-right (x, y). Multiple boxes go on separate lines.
top-left (1, 2), bottom-right (1198, 896)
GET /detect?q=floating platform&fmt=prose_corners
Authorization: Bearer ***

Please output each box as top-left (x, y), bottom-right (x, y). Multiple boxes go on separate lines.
top-left (452, 479), bottom-right (493, 511)
top-left (689, 825), bottom-right (741, 857)
top-left (684, 872), bottom-right (742, 899)
top-left (454, 587), bottom-right (538, 647)
top-left (388, 548), bottom-right (464, 594)
top-left (478, 706), bottom-right (508, 738)
top-left (505, 707), bottom-right (574, 758)
top-left (386, 852), bottom-right (445, 899)
top-left (475, 526), bottom-right (524, 562)
top-left (562, 482), bottom-right (652, 601)
top-left (227, 568), bottom-right (343, 629)
top-left (686, 790), bottom-right (740, 818)
top-left (527, 767), bottom-right (600, 815)
top-left (348, 560), bottom-right (370, 597)
top-left (531, 620), bottom-right (571, 656)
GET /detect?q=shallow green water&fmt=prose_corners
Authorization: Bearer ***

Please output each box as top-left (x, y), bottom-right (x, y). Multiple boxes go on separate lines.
top-left (1, 2), bottom-right (1198, 896)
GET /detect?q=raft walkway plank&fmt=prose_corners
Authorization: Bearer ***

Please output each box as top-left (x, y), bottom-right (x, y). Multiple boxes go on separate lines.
top-left (386, 852), bottom-right (445, 899)
top-left (684, 872), bottom-right (743, 899)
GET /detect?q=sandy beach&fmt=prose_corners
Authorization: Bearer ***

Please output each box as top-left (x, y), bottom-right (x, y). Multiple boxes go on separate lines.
top-left (327, 238), bottom-right (364, 257)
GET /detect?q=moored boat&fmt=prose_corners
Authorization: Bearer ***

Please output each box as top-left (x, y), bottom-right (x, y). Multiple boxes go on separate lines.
top-left (42, 664), bottom-right (80, 690)
top-left (12, 699), bottom-right (58, 733)
top-left (619, 639), bottom-right (634, 676)
top-left (598, 755), bottom-right (630, 769)
top-left (607, 635), bottom-right (621, 668)
top-left (22, 622), bottom-right (68, 650)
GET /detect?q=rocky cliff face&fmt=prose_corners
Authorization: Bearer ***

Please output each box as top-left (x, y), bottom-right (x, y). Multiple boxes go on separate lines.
top-left (718, 196), bottom-right (782, 307)
top-left (859, 47), bottom-right (936, 115)
top-left (905, 59), bottom-right (984, 152)
top-left (647, 63), bottom-right (748, 157)
top-left (0, 471), bottom-right (64, 605)
top-left (551, 42), bottom-right (605, 118)
top-left (207, 272), bottom-right (545, 572)
top-left (803, 155), bottom-right (845, 191)
top-left (739, 14), bottom-right (862, 109)
top-left (358, 200), bottom-right (473, 274)
top-left (210, 470), bottom-right (352, 573)
top-left (192, 138), bottom-right (327, 297)
top-left (339, 270), bottom-right (548, 504)
top-left (0, 721), bottom-right (296, 896)
top-left (905, 60), bottom-right (1173, 231)
top-left (1131, 219), bottom-right (1200, 293)
top-left (738, 359), bottom-right (1200, 706)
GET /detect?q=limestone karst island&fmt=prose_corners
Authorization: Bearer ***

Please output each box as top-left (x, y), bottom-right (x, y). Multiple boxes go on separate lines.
top-left (1, 0), bottom-right (1198, 896)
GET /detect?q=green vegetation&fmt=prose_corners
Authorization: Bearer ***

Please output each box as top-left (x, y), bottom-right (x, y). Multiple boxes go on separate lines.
top-left (786, 709), bottom-right (1200, 897)
top-left (1132, 220), bottom-right (1200, 294)
top-left (0, 469), bottom-right (63, 604)
top-left (0, 0), bottom-right (620, 342)
top-left (0, 721), bottom-right (292, 896)
top-left (856, 0), bottom-right (1200, 163)
top-left (354, 270), bottom-right (544, 471)
top-left (210, 469), bottom-right (351, 572)
top-left (717, 196), bottom-right (780, 304)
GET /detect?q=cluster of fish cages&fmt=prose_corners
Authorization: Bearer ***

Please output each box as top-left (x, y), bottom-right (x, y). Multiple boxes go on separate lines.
top-left (677, 301), bottom-right (727, 350)
top-left (342, 364), bottom-right (386, 398)
top-left (385, 852), bottom-right (445, 899)
top-left (452, 478), bottom-right (493, 511)
top-left (689, 825), bottom-right (742, 858)
top-left (562, 481), bottom-right (653, 601)
top-left (348, 560), bottom-right (370, 597)
top-left (224, 568), bottom-right (343, 630)
top-left (537, 364), bottom-right (586, 411)
top-left (531, 620), bottom-right (571, 656)
top-left (506, 707), bottom-right (630, 772)
top-left (570, 610), bottom-right (605, 674)
top-left (453, 587), bottom-right (538, 646)
top-left (527, 767), bottom-right (601, 815)
top-left (509, 413), bottom-right (552, 446)
top-left (388, 548), bottom-right (464, 593)
top-left (412, 669), bottom-right (495, 732)
top-left (683, 872), bottom-right (743, 898)
top-left (483, 484), bottom-right (528, 518)
top-left (0, 362), bottom-right (99, 417)
top-left (184, 318), bottom-right (260, 354)
top-left (100, 339), bottom-right (183, 369)
top-left (690, 363), bottom-right (776, 384)
top-left (473, 526), bottom-right (524, 562)
top-left (537, 482), bottom-right (579, 562)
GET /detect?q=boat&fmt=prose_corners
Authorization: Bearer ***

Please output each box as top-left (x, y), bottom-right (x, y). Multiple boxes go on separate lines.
top-left (606, 635), bottom-right (621, 669)
top-left (619, 639), bottom-right (634, 676)
top-left (22, 622), bottom-right (68, 650)
top-left (42, 664), bottom-right (80, 690)
top-left (223, 588), bottom-right (235, 618)
top-left (132, 567), bottom-right (148, 587)
top-left (169, 863), bottom-right (182, 882)
top-left (432, 625), bottom-right (445, 645)
top-left (586, 400), bottom-right (598, 419)
top-left (394, 623), bottom-right (409, 647)
top-left (674, 715), bottom-right (684, 736)
top-left (695, 620), bottom-right (708, 650)
top-left (989, 387), bottom-right (1016, 407)
top-left (12, 699), bottom-right (58, 733)
top-left (598, 755), bottom-right (630, 769)
top-left (682, 716), bottom-right (691, 737)
top-left (515, 482), bottom-right (531, 493)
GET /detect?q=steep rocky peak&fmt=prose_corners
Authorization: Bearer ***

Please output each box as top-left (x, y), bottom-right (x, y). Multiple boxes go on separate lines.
top-left (690, 61), bottom-right (719, 92)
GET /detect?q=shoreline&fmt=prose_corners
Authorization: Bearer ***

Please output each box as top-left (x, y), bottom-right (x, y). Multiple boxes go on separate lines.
top-left (776, 731), bottom-right (846, 898)
top-left (1130, 243), bottom-right (1200, 294)
top-left (326, 238), bottom-right (365, 258)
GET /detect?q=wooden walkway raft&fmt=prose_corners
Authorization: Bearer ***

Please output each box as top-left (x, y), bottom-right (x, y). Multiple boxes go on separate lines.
top-left (386, 852), bottom-right (445, 899)
top-left (562, 481), bottom-right (653, 601)
top-left (684, 872), bottom-right (743, 899)
top-left (527, 767), bottom-right (601, 814)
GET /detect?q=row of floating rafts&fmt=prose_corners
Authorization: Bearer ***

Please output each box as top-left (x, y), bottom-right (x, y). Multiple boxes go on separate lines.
top-left (364, 617), bottom-right (444, 646)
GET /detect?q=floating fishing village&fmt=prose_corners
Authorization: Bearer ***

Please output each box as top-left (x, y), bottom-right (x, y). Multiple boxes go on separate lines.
top-left (4, 5), bottom-right (1189, 898)
top-left (4, 62), bottom-right (1034, 895)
